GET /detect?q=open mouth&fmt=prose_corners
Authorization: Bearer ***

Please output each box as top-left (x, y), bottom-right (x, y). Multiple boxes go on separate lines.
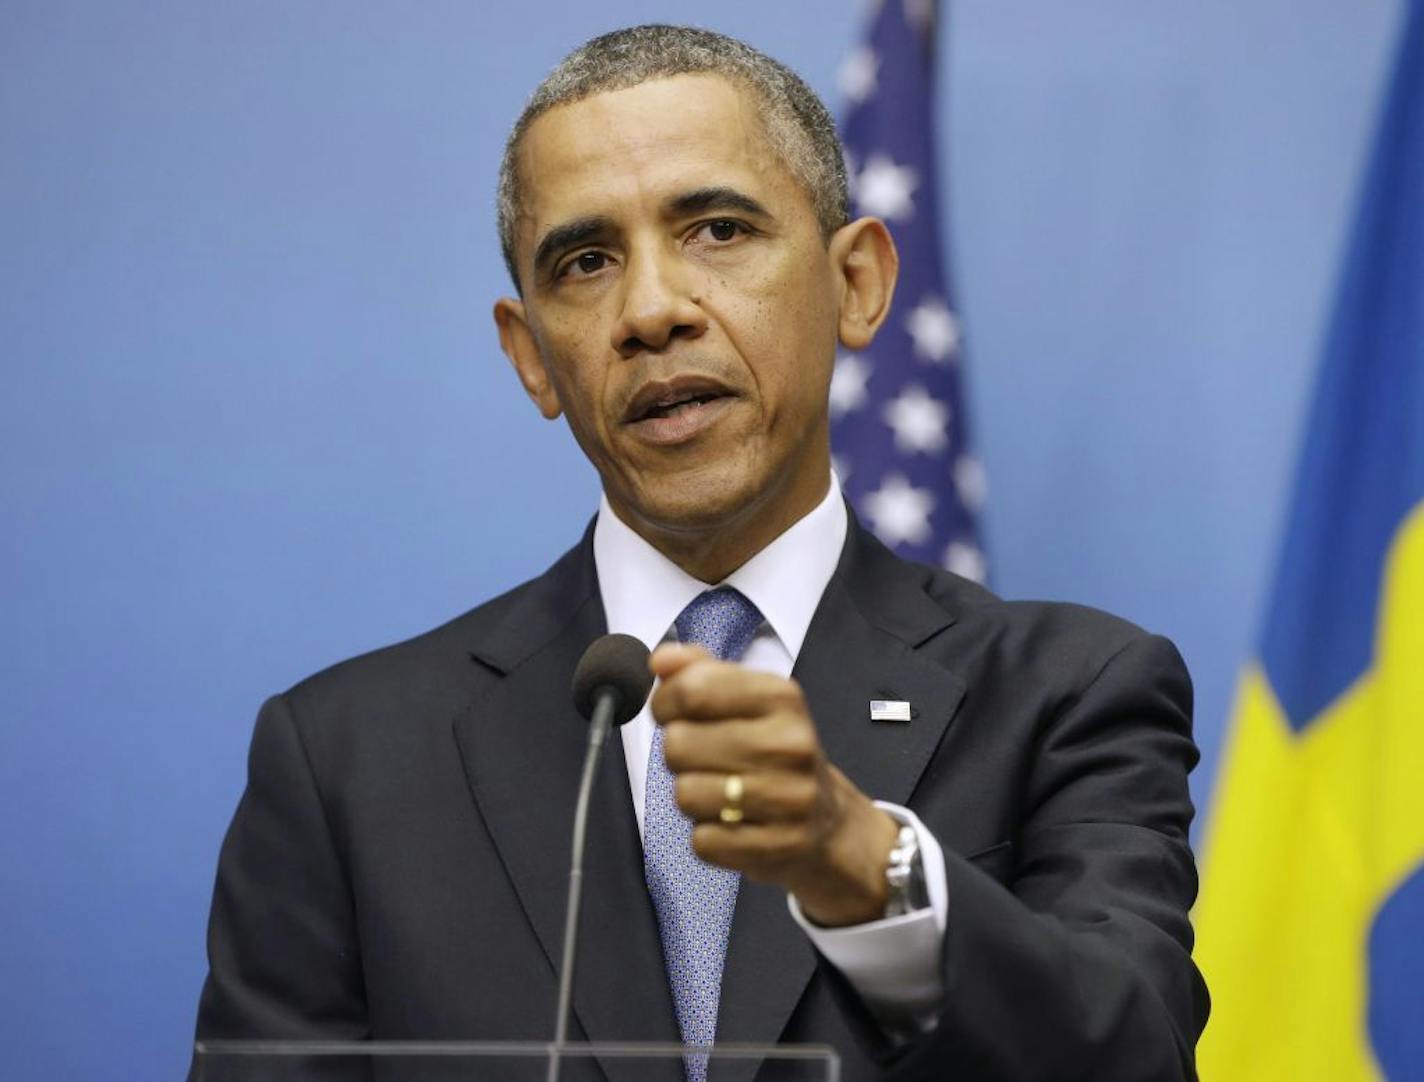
top-left (622, 376), bottom-right (737, 443)
top-left (634, 390), bottom-right (726, 422)
top-left (622, 376), bottom-right (735, 425)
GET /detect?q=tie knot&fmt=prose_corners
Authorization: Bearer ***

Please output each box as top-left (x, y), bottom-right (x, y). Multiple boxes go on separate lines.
top-left (675, 587), bottom-right (764, 662)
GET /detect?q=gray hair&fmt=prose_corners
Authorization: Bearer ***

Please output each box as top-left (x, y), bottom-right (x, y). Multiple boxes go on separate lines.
top-left (496, 24), bottom-right (850, 290)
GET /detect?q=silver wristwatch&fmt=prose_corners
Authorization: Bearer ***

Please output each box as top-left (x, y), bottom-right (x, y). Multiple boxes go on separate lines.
top-left (883, 822), bottom-right (929, 917)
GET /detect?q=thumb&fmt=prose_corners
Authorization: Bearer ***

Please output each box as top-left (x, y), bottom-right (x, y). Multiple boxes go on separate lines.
top-left (649, 641), bottom-right (712, 679)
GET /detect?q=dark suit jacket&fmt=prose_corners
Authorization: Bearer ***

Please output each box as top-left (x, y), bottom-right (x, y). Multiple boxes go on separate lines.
top-left (195, 514), bottom-right (1209, 1080)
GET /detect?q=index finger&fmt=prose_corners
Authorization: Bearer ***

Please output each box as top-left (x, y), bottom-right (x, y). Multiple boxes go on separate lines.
top-left (650, 657), bottom-right (806, 724)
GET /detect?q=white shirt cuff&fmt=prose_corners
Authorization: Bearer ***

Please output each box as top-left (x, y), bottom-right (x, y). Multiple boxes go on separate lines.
top-left (785, 801), bottom-right (947, 1034)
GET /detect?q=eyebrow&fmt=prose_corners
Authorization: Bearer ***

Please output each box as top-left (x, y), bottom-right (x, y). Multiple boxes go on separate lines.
top-left (532, 216), bottom-right (614, 278)
top-left (667, 186), bottom-right (771, 220)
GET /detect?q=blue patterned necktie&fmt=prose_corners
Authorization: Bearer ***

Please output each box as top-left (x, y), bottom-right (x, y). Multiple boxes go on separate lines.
top-left (645, 587), bottom-right (764, 1082)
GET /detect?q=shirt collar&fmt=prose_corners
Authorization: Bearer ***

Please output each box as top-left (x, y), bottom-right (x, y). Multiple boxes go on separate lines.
top-left (593, 474), bottom-right (847, 663)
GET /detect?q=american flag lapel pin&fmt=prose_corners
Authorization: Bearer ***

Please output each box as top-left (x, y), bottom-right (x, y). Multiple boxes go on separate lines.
top-left (869, 700), bottom-right (912, 722)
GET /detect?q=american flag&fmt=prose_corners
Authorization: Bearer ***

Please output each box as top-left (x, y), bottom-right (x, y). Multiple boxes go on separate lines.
top-left (831, 0), bottom-right (988, 584)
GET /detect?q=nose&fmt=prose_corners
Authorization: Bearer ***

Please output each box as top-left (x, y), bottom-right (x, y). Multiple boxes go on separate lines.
top-left (609, 243), bottom-right (707, 357)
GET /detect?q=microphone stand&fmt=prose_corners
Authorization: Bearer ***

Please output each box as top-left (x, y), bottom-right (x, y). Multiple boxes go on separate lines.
top-left (547, 688), bottom-right (619, 1082)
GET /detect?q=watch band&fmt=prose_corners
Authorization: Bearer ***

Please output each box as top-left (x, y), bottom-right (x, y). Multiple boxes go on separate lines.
top-left (883, 822), bottom-right (929, 917)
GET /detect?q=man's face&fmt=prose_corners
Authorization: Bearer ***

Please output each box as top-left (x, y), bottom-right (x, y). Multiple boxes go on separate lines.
top-left (497, 74), bottom-right (846, 548)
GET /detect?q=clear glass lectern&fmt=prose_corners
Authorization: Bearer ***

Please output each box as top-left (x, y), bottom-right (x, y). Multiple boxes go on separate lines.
top-left (191, 1039), bottom-right (840, 1081)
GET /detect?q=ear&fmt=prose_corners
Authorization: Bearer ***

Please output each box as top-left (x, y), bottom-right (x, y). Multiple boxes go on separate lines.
top-left (828, 217), bottom-right (899, 351)
top-left (493, 296), bottom-right (562, 420)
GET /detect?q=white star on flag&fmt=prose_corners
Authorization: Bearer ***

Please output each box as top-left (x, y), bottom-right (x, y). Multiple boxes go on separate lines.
top-left (830, 352), bottom-right (873, 417)
top-left (838, 46), bottom-right (880, 105)
top-left (944, 541), bottom-right (987, 584)
top-left (954, 455), bottom-right (988, 511)
top-left (855, 153), bottom-right (918, 220)
top-left (906, 296), bottom-right (960, 363)
top-left (863, 473), bottom-right (936, 546)
top-left (882, 384), bottom-right (951, 454)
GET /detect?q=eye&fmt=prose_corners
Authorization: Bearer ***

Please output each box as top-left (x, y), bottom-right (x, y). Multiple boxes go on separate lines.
top-left (706, 219), bottom-right (740, 242)
top-left (690, 219), bottom-right (750, 247)
top-left (559, 251), bottom-right (610, 279)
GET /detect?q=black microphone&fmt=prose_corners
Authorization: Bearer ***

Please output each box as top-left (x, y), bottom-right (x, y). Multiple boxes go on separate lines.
top-left (571, 633), bottom-right (655, 730)
top-left (549, 634), bottom-right (653, 1082)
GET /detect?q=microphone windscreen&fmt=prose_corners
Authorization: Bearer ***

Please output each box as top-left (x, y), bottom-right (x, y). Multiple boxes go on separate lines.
top-left (571, 633), bottom-right (654, 726)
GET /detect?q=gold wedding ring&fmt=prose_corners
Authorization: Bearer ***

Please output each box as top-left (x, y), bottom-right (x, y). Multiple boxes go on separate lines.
top-left (719, 774), bottom-right (745, 824)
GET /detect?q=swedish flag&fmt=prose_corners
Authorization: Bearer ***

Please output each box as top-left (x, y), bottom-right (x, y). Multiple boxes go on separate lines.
top-left (1195, 6), bottom-right (1424, 1079)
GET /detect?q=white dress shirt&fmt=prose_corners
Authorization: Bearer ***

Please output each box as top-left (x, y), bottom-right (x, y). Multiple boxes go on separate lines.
top-left (592, 475), bottom-right (948, 1032)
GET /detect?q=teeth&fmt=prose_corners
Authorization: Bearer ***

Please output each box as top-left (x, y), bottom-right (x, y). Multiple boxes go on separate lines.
top-left (643, 392), bottom-right (716, 419)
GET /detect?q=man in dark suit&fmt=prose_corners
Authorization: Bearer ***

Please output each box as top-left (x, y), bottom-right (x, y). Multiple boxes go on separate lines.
top-left (196, 25), bottom-right (1209, 1081)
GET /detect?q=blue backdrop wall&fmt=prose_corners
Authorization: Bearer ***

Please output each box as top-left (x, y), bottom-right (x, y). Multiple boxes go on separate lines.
top-left (0, 1), bottom-right (1402, 1077)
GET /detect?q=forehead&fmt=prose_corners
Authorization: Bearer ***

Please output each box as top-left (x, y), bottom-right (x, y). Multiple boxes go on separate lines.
top-left (513, 74), bottom-right (800, 234)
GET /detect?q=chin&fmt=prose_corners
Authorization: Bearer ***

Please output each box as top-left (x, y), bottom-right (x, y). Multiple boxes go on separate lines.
top-left (626, 463), bottom-right (767, 533)
top-left (642, 484), bottom-right (757, 533)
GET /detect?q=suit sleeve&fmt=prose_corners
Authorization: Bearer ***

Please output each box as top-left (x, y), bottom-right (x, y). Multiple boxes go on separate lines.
top-left (194, 692), bottom-right (369, 1043)
top-left (880, 632), bottom-right (1209, 1081)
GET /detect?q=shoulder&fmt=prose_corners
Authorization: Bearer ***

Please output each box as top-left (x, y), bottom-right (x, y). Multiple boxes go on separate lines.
top-left (273, 529), bottom-right (596, 739)
top-left (284, 582), bottom-right (516, 707)
top-left (930, 563), bottom-right (1151, 647)
top-left (913, 558), bottom-right (1190, 702)
top-left (838, 515), bottom-right (1188, 693)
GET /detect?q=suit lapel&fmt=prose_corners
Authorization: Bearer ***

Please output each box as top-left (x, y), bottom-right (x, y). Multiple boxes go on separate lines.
top-left (805, 520), bottom-right (967, 809)
top-left (713, 519), bottom-right (966, 1079)
top-left (452, 533), bottom-right (680, 1079)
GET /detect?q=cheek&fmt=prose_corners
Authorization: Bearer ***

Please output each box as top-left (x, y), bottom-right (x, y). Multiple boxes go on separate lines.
top-left (722, 260), bottom-right (827, 360)
top-left (564, 373), bottom-right (613, 440)
top-left (533, 322), bottom-right (606, 412)
top-left (760, 286), bottom-right (839, 406)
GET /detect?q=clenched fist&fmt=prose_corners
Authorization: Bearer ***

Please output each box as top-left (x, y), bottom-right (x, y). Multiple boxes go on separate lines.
top-left (649, 642), bottom-right (901, 927)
